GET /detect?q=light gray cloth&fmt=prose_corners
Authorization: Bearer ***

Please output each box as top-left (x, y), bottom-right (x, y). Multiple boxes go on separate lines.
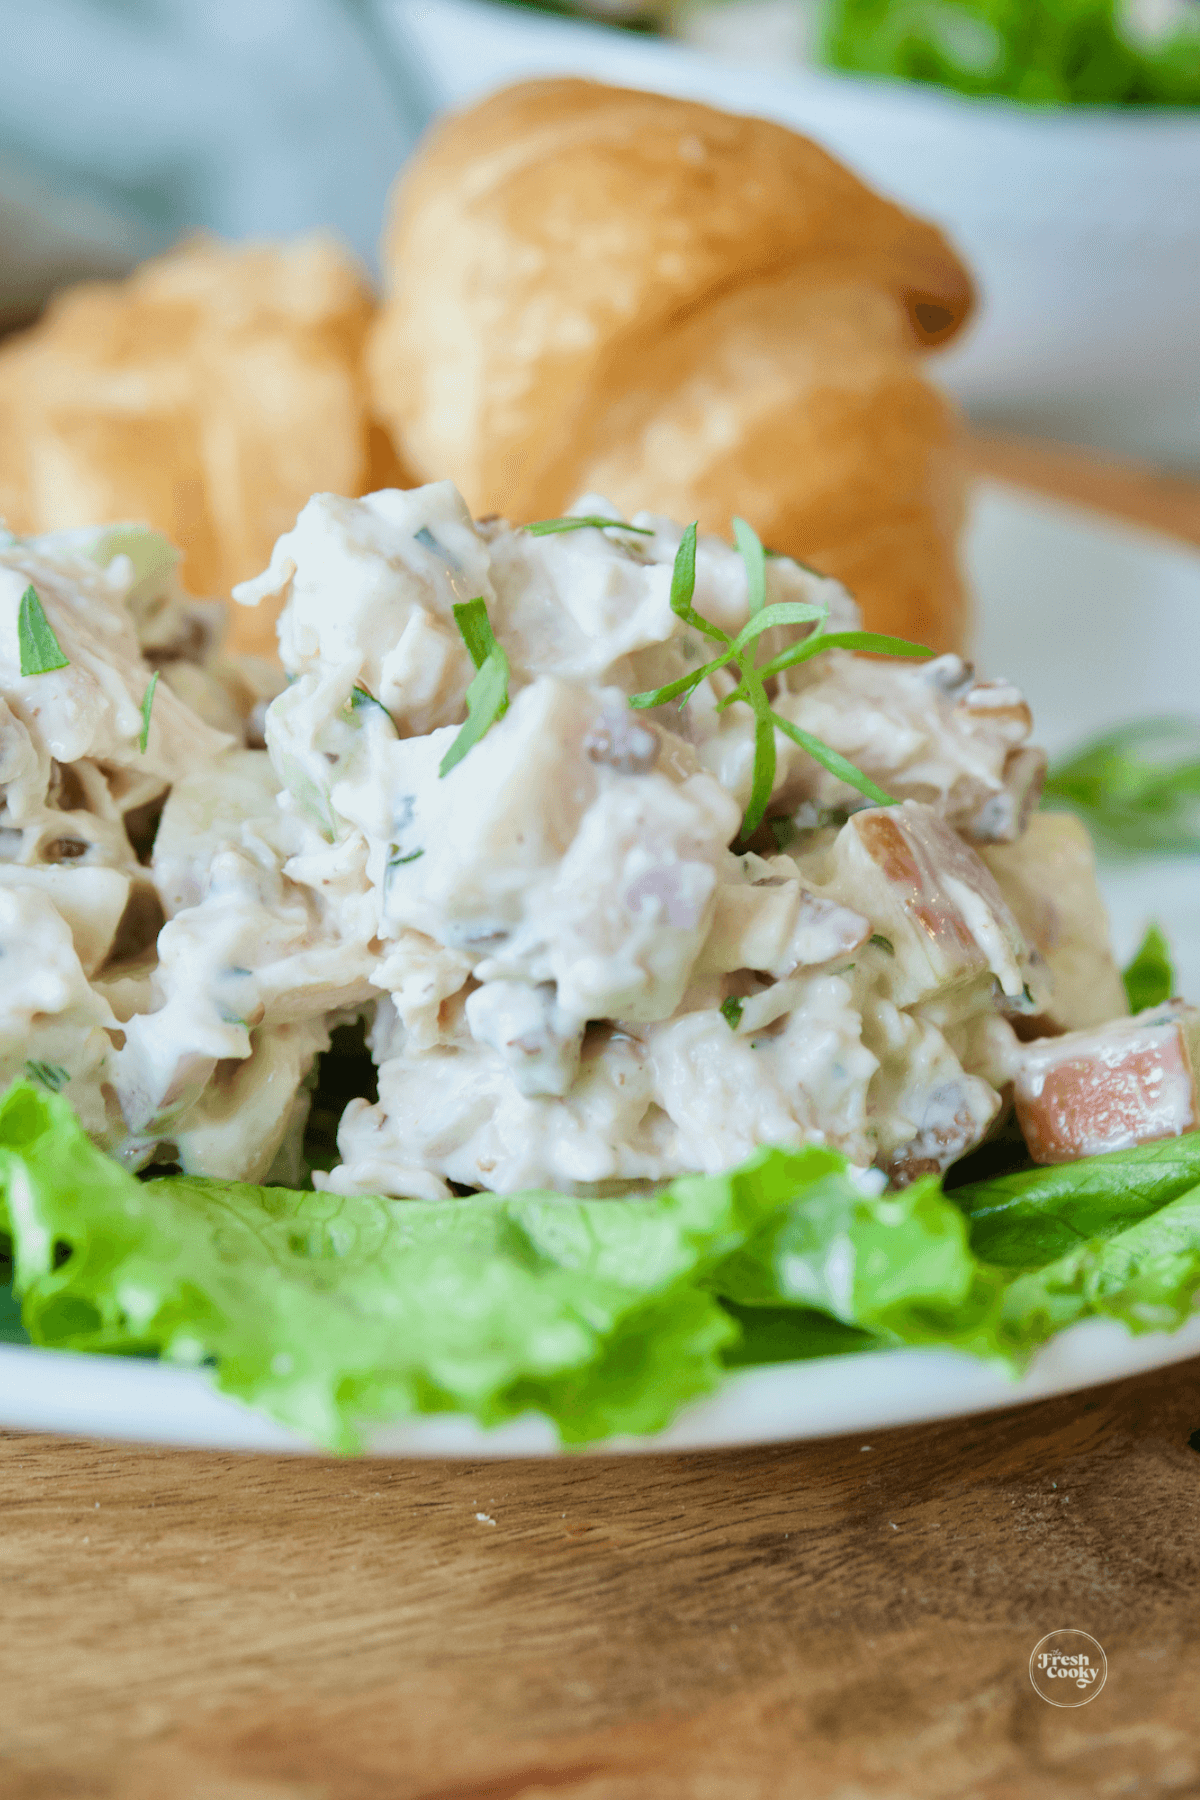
top-left (0, 0), bottom-right (434, 321)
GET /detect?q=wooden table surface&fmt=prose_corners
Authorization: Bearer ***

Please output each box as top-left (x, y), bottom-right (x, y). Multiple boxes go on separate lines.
top-left (4, 435), bottom-right (1200, 1800)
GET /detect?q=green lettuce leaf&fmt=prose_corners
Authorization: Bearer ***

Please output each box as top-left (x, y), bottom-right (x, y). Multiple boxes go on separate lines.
top-left (712, 1164), bottom-right (1008, 1357)
top-left (0, 1254), bottom-right (28, 1345)
top-left (720, 1302), bottom-right (879, 1366)
top-left (0, 1084), bottom-right (824, 1450)
top-left (6, 1078), bottom-right (1200, 1451)
top-left (951, 1134), bottom-right (1200, 1267)
top-left (715, 1137), bottom-right (1200, 1362)
top-left (998, 1189), bottom-right (1200, 1347)
top-left (952, 1139), bottom-right (1200, 1348)
top-left (1042, 717), bottom-right (1200, 855)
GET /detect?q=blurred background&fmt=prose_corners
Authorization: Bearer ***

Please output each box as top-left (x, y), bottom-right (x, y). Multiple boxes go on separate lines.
top-left (1, 0), bottom-right (1198, 463)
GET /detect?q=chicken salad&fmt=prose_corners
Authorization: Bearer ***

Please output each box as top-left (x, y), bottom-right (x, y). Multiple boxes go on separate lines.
top-left (2, 484), bottom-right (1198, 1449)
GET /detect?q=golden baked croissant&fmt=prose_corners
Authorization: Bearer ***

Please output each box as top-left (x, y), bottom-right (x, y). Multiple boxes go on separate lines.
top-left (0, 234), bottom-right (410, 655)
top-left (368, 79), bottom-right (975, 652)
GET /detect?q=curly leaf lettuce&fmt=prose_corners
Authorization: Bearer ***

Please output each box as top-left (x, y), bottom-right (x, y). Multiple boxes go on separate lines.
top-left (0, 1084), bottom-right (825, 1450)
top-left (5, 1081), bottom-right (1200, 1450)
top-left (713, 1166), bottom-right (1009, 1357)
top-left (715, 1145), bottom-right (1200, 1367)
top-left (0, 1252), bottom-right (27, 1345)
top-left (951, 1133), bottom-right (1200, 1267)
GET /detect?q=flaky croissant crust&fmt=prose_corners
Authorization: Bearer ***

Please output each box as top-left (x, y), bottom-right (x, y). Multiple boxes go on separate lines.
top-left (0, 234), bottom-right (410, 653)
top-left (370, 79), bottom-right (976, 653)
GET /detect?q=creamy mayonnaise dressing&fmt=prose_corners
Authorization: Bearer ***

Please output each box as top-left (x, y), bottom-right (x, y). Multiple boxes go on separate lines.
top-left (0, 487), bottom-right (1128, 1194)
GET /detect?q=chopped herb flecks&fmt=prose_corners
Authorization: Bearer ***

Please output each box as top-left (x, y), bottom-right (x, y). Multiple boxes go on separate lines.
top-left (720, 996), bottom-right (745, 1031)
top-left (1123, 922), bottom-right (1174, 1012)
top-left (24, 1060), bottom-right (68, 1092)
top-left (348, 684), bottom-right (392, 721)
top-left (869, 934), bottom-right (895, 955)
top-left (525, 516), bottom-right (654, 538)
top-left (439, 598), bottom-right (511, 778)
top-left (17, 586), bottom-right (69, 677)
top-left (138, 670), bottom-right (160, 753)
top-left (414, 525), bottom-right (462, 570)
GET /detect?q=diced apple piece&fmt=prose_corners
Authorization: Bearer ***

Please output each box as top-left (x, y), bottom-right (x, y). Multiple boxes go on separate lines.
top-left (826, 800), bottom-right (1031, 1009)
top-left (981, 811), bottom-right (1128, 1032)
top-left (1014, 1002), bottom-right (1200, 1164)
top-left (952, 679), bottom-right (1033, 747)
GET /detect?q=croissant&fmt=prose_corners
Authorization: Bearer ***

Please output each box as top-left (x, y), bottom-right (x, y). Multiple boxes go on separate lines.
top-left (0, 234), bottom-right (410, 655)
top-left (368, 79), bottom-right (976, 652)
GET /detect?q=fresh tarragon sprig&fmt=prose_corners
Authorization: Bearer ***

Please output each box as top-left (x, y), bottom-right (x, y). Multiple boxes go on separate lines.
top-left (629, 520), bottom-right (931, 838)
top-left (439, 597), bottom-right (511, 778)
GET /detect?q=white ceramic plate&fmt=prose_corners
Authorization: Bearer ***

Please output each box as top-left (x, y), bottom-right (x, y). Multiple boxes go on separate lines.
top-left (3, 480), bottom-right (1200, 1456)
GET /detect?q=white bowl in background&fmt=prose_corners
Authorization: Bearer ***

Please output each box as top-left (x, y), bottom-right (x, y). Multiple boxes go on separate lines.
top-left (386, 0), bottom-right (1200, 465)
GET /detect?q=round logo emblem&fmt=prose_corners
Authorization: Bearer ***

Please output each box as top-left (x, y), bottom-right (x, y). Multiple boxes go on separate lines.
top-left (1029, 1630), bottom-right (1107, 1706)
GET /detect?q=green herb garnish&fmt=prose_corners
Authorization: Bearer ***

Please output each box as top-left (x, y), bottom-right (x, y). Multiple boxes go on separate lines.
top-left (525, 516), bottom-right (654, 538)
top-left (389, 848), bottom-right (424, 867)
top-left (24, 1061), bottom-right (67, 1092)
top-left (732, 516), bottom-right (767, 617)
top-left (439, 598), bottom-right (511, 778)
top-left (17, 585), bottom-right (69, 677)
top-left (1043, 717), bottom-right (1200, 855)
top-left (138, 670), bottom-right (160, 753)
top-left (629, 520), bottom-right (930, 838)
top-left (720, 996), bottom-right (745, 1031)
top-left (349, 684), bottom-right (392, 720)
top-left (869, 934), bottom-right (895, 955)
top-left (414, 525), bottom-right (461, 570)
top-left (1123, 923), bottom-right (1174, 1013)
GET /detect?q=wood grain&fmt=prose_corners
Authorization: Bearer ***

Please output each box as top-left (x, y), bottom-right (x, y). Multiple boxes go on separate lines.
top-left (3, 437), bottom-right (1200, 1800)
top-left (3, 1358), bottom-right (1200, 1799)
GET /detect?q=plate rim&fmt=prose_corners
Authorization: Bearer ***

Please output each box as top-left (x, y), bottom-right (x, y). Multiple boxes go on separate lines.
top-left (4, 1310), bottom-right (1200, 1458)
